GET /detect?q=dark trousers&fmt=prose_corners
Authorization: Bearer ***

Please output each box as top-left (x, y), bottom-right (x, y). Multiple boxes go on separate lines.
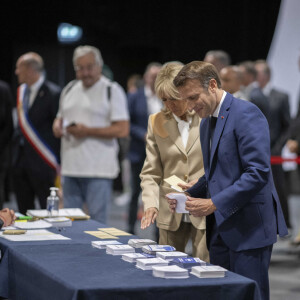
top-left (272, 164), bottom-right (291, 228)
top-left (0, 169), bottom-right (6, 209)
top-left (13, 164), bottom-right (56, 214)
top-left (128, 160), bottom-right (144, 233)
top-left (208, 216), bottom-right (272, 300)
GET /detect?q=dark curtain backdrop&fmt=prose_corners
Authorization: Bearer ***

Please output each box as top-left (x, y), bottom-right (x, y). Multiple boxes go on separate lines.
top-left (0, 0), bottom-right (281, 100)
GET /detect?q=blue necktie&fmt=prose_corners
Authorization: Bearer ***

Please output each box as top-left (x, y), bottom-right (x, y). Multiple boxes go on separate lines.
top-left (23, 87), bottom-right (31, 113)
top-left (210, 116), bottom-right (217, 150)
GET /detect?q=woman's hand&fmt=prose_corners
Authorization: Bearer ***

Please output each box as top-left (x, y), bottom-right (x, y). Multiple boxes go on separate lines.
top-left (141, 207), bottom-right (158, 229)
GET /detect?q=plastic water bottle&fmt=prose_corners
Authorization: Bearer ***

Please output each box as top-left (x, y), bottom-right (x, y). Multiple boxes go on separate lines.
top-left (47, 187), bottom-right (59, 217)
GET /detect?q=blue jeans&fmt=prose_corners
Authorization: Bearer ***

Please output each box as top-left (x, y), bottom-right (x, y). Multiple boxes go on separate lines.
top-left (62, 176), bottom-right (112, 224)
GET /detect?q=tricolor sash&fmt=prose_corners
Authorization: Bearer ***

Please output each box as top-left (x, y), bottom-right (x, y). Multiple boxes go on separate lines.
top-left (17, 83), bottom-right (60, 174)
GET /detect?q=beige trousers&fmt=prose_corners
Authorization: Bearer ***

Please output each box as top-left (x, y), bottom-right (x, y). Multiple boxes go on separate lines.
top-left (159, 222), bottom-right (209, 262)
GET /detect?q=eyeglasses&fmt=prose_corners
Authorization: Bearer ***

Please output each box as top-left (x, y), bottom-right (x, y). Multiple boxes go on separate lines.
top-left (74, 63), bottom-right (97, 72)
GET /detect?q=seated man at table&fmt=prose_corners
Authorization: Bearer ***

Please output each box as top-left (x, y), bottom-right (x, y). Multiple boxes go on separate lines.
top-left (0, 208), bottom-right (16, 229)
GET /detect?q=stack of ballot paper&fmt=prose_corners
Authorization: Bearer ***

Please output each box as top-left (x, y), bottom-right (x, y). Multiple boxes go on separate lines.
top-left (142, 245), bottom-right (176, 255)
top-left (122, 253), bottom-right (155, 263)
top-left (136, 257), bottom-right (169, 270)
top-left (14, 219), bottom-right (53, 229)
top-left (190, 265), bottom-right (227, 278)
top-left (152, 265), bottom-right (189, 279)
top-left (91, 240), bottom-right (122, 249)
top-left (128, 238), bottom-right (157, 248)
top-left (0, 229), bottom-right (70, 242)
top-left (156, 251), bottom-right (188, 261)
top-left (26, 208), bottom-right (89, 220)
top-left (172, 257), bottom-right (206, 268)
top-left (44, 217), bottom-right (72, 228)
top-left (106, 244), bottom-right (135, 255)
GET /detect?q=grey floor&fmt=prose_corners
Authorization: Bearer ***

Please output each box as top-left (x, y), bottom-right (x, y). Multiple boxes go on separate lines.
top-left (4, 161), bottom-right (300, 300)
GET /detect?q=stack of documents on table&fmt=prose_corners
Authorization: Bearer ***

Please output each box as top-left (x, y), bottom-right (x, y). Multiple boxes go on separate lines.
top-left (0, 229), bottom-right (70, 242)
top-left (142, 245), bottom-right (175, 255)
top-left (14, 219), bottom-right (52, 229)
top-left (136, 257), bottom-right (169, 270)
top-left (156, 251), bottom-right (188, 261)
top-left (172, 257), bottom-right (206, 269)
top-left (91, 240), bottom-right (122, 249)
top-left (122, 252), bottom-right (155, 263)
top-left (190, 265), bottom-right (227, 278)
top-left (106, 244), bottom-right (135, 255)
top-left (44, 217), bottom-right (72, 228)
top-left (152, 265), bottom-right (189, 279)
top-left (26, 208), bottom-right (89, 220)
top-left (128, 238), bottom-right (157, 248)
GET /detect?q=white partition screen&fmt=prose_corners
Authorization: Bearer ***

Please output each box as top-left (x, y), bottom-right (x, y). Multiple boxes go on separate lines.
top-left (267, 0), bottom-right (300, 117)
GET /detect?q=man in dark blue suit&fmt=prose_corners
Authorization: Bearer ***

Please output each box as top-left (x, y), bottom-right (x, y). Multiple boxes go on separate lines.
top-left (13, 52), bottom-right (61, 214)
top-left (127, 62), bottom-right (162, 234)
top-left (168, 61), bottom-right (288, 300)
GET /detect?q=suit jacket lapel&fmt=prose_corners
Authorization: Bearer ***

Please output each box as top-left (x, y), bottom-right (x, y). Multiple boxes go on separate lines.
top-left (164, 118), bottom-right (186, 154)
top-left (29, 83), bottom-right (45, 113)
top-left (209, 94), bottom-right (232, 168)
top-left (186, 115), bottom-right (200, 154)
top-left (200, 117), bottom-right (210, 176)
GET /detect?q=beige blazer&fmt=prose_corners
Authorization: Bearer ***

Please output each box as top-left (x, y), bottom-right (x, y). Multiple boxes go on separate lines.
top-left (140, 111), bottom-right (205, 231)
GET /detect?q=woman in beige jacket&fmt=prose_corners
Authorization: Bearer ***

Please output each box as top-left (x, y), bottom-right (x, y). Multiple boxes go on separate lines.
top-left (140, 62), bottom-right (209, 261)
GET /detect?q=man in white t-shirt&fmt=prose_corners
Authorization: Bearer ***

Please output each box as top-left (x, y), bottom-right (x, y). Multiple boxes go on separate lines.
top-left (53, 45), bottom-right (129, 223)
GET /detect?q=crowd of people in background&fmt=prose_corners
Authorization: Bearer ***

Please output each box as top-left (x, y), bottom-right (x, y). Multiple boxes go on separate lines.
top-left (1, 46), bottom-right (300, 249)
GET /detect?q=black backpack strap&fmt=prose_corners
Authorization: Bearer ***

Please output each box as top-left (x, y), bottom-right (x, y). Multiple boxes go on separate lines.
top-left (107, 85), bottom-right (111, 102)
top-left (61, 80), bottom-right (78, 98)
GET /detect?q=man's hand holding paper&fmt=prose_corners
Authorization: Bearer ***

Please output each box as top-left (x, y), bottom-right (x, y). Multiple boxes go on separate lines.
top-left (166, 193), bottom-right (188, 213)
top-left (185, 197), bottom-right (216, 217)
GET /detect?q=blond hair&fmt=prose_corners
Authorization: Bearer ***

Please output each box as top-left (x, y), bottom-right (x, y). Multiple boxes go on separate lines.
top-left (155, 61), bottom-right (183, 102)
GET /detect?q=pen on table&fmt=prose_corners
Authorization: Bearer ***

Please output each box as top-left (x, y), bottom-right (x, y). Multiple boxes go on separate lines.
top-left (16, 216), bottom-right (33, 221)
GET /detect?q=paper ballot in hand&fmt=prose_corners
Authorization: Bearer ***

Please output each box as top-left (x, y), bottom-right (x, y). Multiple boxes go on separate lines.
top-left (167, 193), bottom-right (188, 213)
top-left (164, 175), bottom-right (187, 192)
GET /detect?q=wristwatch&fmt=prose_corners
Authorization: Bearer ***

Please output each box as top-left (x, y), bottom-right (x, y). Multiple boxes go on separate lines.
top-left (0, 218), bottom-right (4, 230)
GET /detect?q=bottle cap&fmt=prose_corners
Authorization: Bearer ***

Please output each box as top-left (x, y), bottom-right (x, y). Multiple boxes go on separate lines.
top-left (50, 187), bottom-right (59, 196)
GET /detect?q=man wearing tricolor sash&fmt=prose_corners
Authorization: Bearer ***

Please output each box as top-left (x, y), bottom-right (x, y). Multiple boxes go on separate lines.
top-left (12, 52), bottom-right (61, 214)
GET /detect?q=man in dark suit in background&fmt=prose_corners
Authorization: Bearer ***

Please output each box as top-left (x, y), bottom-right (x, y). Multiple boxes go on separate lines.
top-left (13, 52), bottom-right (61, 214)
top-left (168, 61), bottom-right (288, 300)
top-left (255, 59), bottom-right (291, 229)
top-left (127, 62), bottom-right (162, 234)
top-left (0, 80), bottom-right (13, 209)
top-left (236, 60), bottom-right (270, 120)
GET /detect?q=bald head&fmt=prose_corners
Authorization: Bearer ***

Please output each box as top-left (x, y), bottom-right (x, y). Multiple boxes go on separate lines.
top-left (220, 66), bottom-right (242, 94)
top-left (15, 52), bottom-right (44, 86)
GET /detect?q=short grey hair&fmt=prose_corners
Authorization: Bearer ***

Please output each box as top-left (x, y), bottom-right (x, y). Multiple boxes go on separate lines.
top-left (73, 45), bottom-right (104, 67)
top-left (205, 50), bottom-right (231, 67)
